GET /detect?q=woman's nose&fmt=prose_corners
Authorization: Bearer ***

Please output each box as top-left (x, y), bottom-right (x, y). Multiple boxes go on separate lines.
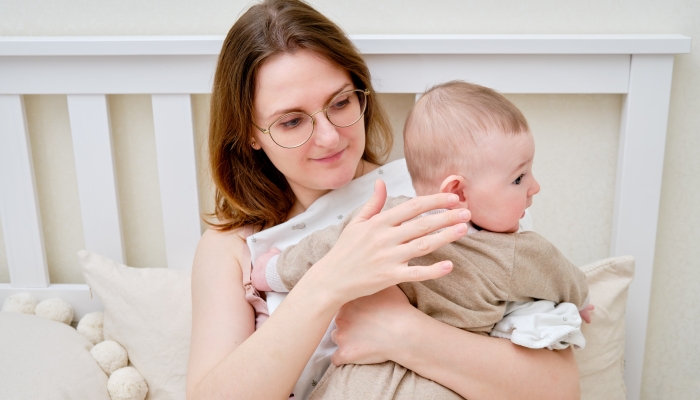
top-left (312, 114), bottom-right (340, 148)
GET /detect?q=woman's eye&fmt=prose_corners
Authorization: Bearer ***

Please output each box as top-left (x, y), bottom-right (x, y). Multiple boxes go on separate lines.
top-left (280, 117), bottom-right (302, 129)
top-left (331, 97), bottom-right (351, 109)
top-left (513, 174), bottom-right (524, 185)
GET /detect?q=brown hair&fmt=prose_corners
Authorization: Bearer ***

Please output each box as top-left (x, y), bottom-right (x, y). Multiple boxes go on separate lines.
top-left (404, 80), bottom-right (530, 193)
top-left (208, 0), bottom-right (393, 231)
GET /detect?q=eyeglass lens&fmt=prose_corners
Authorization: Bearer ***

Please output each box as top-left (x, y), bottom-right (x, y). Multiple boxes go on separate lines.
top-left (269, 90), bottom-right (367, 148)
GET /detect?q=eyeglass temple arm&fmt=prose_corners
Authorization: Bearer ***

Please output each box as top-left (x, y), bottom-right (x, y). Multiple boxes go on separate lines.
top-left (253, 123), bottom-right (270, 135)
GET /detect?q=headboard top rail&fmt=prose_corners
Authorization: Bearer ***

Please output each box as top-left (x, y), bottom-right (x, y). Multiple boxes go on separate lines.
top-left (0, 34), bottom-right (690, 56)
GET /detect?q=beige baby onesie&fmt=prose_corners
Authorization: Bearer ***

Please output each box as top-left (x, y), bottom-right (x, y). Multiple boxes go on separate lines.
top-left (274, 196), bottom-right (588, 400)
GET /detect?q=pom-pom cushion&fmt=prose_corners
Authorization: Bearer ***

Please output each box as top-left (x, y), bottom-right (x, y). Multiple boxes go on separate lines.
top-left (108, 366), bottom-right (149, 400)
top-left (0, 312), bottom-right (110, 399)
top-left (92, 340), bottom-right (129, 376)
top-left (78, 311), bottom-right (105, 344)
top-left (79, 250), bottom-right (191, 400)
top-left (1, 292), bottom-right (39, 314)
top-left (35, 297), bottom-right (74, 325)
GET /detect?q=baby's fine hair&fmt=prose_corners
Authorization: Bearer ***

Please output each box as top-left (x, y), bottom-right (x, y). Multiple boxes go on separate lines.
top-left (403, 80), bottom-right (530, 193)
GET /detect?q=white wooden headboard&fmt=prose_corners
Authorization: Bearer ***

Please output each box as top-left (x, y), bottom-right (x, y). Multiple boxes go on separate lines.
top-left (0, 34), bottom-right (691, 399)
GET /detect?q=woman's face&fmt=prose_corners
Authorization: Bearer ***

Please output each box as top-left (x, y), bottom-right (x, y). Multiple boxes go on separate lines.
top-left (253, 49), bottom-right (366, 206)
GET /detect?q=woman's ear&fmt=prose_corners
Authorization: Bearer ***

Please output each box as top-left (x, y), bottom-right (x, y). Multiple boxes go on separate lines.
top-left (439, 175), bottom-right (468, 205)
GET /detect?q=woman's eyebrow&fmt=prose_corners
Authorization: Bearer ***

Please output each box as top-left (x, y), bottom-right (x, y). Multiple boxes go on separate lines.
top-left (266, 83), bottom-right (354, 120)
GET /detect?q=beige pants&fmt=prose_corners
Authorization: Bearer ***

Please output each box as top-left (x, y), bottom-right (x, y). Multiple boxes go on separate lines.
top-left (308, 362), bottom-right (463, 400)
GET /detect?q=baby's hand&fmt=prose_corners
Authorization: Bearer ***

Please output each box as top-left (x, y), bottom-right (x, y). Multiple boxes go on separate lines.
top-left (579, 304), bottom-right (595, 324)
top-left (251, 248), bottom-right (280, 292)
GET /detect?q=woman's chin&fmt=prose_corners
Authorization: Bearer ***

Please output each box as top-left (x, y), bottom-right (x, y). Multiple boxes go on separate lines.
top-left (323, 159), bottom-right (363, 187)
top-left (323, 170), bottom-right (357, 190)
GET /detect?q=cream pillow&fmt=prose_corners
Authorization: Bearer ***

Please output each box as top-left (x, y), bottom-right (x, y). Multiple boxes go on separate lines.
top-left (574, 255), bottom-right (635, 400)
top-left (79, 250), bottom-right (191, 400)
top-left (0, 311), bottom-right (111, 399)
top-left (79, 250), bottom-right (634, 399)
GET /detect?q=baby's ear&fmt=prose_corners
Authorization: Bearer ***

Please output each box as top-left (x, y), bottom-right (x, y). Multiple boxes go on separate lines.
top-left (439, 175), bottom-right (468, 203)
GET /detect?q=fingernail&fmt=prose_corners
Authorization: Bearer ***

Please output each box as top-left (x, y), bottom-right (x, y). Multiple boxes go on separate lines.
top-left (459, 210), bottom-right (470, 220)
top-left (448, 194), bottom-right (459, 203)
top-left (442, 261), bottom-right (453, 271)
top-left (455, 223), bottom-right (467, 234)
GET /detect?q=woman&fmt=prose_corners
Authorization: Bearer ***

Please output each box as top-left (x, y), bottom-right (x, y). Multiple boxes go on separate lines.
top-left (186, 1), bottom-right (580, 399)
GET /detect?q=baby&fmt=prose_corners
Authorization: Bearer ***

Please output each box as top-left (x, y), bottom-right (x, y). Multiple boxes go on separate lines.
top-left (253, 81), bottom-right (589, 400)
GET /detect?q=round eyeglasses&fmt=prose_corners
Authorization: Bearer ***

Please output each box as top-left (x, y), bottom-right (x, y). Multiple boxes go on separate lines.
top-left (254, 89), bottom-right (370, 149)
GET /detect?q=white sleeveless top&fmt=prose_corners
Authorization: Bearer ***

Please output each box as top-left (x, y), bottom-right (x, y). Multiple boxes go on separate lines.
top-left (246, 159), bottom-right (415, 400)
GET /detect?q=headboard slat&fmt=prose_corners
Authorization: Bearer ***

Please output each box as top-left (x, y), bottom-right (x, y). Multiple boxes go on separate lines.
top-left (152, 94), bottom-right (201, 270)
top-left (0, 95), bottom-right (50, 287)
top-left (67, 94), bottom-right (125, 264)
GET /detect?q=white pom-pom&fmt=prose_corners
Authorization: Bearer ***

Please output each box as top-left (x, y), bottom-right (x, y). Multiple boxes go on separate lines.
top-left (107, 366), bottom-right (148, 400)
top-left (35, 297), bottom-right (74, 325)
top-left (1, 292), bottom-right (39, 314)
top-left (91, 340), bottom-right (129, 376)
top-left (77, 311), bottom-right (104, 344)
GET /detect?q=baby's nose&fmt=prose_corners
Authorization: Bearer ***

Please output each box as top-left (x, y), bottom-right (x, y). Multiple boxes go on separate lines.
top-left (530, 177), bottom-right (541, 195)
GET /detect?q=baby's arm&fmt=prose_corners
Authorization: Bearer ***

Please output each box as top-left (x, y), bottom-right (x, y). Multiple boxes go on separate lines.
top-left (251, 248), bottom-right (280, 292)
top-left (252, 196), bottom-right (411, 292)
top-left (251, 211), bottom-right (357, 292)
top-left (508, 231), bottom-right (589, 309)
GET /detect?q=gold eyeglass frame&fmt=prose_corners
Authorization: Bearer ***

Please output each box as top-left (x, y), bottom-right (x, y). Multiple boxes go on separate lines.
top-left (253, 88), bottom-right (371, 149)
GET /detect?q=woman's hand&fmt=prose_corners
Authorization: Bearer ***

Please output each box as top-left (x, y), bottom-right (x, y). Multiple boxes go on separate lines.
top-left (306, 179), bottom-right (471, 304)
top-left (331, 286), bottom-right (413, 366)
top-left (333, 285), bottom-right (581, 399)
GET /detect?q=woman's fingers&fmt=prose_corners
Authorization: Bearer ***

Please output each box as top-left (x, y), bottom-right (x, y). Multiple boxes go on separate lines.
top-left (397, 222), bottom-right (468, 261)
top-left (330, 287), bottom-right (409, 366)
top-left (379, 193), bottom-right (461, 227)
top-left (349, 179), bottom-right (387, 224)
top-left (394, 261), bottom-right (454, 283)
top-left (395, 208), bottom-right (471, 244)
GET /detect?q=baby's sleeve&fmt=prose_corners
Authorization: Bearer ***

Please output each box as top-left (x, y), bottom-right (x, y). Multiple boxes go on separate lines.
top-left (508, 232), bottom-right (589, 309)
top-left (273, 208), bottom-right (359, 290)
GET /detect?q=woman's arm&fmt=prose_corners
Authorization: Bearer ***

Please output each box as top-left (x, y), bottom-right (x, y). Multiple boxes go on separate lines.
top-left (187, 227), bottom-right (343, 400)
top-left (187, 183), bottom-right (472, 399)
top-left (332, 287), bottom-right (580, 400)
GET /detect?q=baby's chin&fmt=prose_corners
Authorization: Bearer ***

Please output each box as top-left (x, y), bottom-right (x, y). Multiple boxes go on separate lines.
top-left (473, 220), bottom-right (520, 233)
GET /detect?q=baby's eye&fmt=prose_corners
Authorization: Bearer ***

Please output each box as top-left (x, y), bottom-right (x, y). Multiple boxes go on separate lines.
top-left (513, 174), bottom-right (525, 185)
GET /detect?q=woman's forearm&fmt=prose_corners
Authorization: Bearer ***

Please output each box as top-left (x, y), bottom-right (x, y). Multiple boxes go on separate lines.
top-left (394, 308), bottom-right (580, 400)
top-left (191, 273), bottom-right (341, 400)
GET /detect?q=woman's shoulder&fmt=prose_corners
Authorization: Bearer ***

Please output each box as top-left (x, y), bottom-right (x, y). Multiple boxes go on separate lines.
top-left (199, 225), bottom-right (250, 246)
top-left (194, 226), bottom-right (252, 280)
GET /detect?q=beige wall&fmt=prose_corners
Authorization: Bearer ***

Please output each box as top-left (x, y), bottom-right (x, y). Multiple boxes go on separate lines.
top-left (1, 0), bottom-right (699, 397)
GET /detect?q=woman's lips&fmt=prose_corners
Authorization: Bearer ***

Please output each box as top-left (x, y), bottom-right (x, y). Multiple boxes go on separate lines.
top-left (312, 148), bottom-right (345, 163)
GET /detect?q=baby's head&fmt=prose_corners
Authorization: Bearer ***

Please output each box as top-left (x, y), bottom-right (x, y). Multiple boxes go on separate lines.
top-left (404, 81), bottom-right (540, 233)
